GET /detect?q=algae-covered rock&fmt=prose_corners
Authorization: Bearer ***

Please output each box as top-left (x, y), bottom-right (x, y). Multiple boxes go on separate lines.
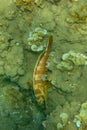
top-left (14, 0), bottom-right (34, 11)
top-left (4, 44), bottom-right (24, 80)
top-left (35, 0), bottom-right (43, 6)
top-left (0, 85), bottom-right (23, 116)
top-left (43, 102), bottom-right (79, 130)
top-left (0, 32), bottom-right (24, 81)
top-left (0, 83), bottom-right (36, 129)
top-left (2, 85), bottom-right (24, 110)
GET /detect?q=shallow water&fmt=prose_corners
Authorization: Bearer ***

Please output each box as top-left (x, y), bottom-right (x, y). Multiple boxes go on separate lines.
top-left (0, 0), bottom-right (87, 130)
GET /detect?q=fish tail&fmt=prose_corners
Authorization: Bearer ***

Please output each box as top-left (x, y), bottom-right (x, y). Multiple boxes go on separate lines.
top-left (46, 35), bottom-right (53, 53)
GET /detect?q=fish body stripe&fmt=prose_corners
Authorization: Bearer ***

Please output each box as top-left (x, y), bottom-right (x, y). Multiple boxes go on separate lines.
top-left (33, 35), bottom-right (53, 105)
top-left (35, 53), bottom-right (48, 71)
top-left (34, 74), bottom-right (42, 81)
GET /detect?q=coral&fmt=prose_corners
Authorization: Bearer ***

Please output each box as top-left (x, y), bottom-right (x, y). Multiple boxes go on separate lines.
top-left (62, 51), bottom-right (87, 66)
top-left (0, 32), bottom-right (24, 81)
top-left (43, 102), bottom-right (80, 130)
top-left (74, 101), bottom-right (87, 130)
top-left (14, 0), bottom-right (34, 10)
top-left (57, 113), bottom-right (69, 130)
top-left (0, 85), bottom-right (25, 115)
top-left (0, 32), bottom-right (10, 77)
top-left (57, 123), bottom-right (63, 129)
top-left (4, 44), bottom-right (25, 80)
top-left (47, 0), bottom-right (61, 3)
top-left (2, 86), bottom-right (24, 110)
top-left (57, 51), bottom-right (87, 71)
top-left (66, 3), bottom-right (87, 36)
top-left (27, 27), bottom-right (48, 52)
top-left (57, 61), bottom-right (73, 71)
top-left (46, 49), bottom-right (87, 93)
top-left (68, 6), bottom-right (87, 24)
top-left (60, 113), bottom-right (69, 125)
top-left (35, 0), bottom-right (42, 6)
top-left (14, 0), bottom-right (33, 5)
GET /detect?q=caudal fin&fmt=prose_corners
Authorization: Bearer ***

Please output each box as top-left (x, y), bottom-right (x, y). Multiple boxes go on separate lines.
top-left (47, 35), bottom-right (53, 52)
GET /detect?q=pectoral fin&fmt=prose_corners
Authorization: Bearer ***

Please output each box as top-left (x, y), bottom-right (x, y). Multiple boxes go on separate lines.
top-left (27, 81), bottom-right (33, 88)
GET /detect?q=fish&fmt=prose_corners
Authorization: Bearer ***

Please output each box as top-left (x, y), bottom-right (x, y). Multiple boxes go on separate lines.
top-left (33, 35), bottom-right (53, 107)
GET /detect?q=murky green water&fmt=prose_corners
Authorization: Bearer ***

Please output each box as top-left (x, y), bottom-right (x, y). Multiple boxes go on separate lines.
top-left (0, 0), bottom-right (87, 130)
